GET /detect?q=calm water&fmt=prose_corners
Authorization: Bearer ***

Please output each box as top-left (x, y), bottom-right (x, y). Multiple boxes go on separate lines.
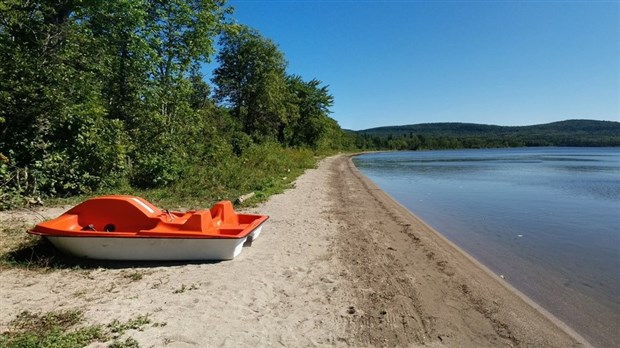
top-left (354, 147), bottom-right (620, 347)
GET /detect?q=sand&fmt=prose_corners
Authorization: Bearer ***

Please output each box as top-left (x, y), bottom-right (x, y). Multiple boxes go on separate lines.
top-left (0, 155), bottom-right (592, 347)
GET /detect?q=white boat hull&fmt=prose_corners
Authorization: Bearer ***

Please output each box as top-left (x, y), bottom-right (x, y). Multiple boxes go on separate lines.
top-left (248, 225), bottom-right (263, 241)
top-left (45, 227), bottom-right (263, 261)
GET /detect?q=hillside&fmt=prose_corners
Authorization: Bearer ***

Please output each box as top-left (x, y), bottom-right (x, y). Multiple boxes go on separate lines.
top-left (357, 119), bottom-right (620, 137)
top-left (352, 120), bottom-right (620, 149)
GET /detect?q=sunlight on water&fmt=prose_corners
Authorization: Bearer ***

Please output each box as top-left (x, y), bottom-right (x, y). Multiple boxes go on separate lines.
top-left (354, 147), bottom-right (620, 347)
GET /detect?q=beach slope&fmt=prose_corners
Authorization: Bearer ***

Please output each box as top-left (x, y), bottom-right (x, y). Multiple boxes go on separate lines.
top-left (331, 155), bottom-right (589, 347)
top-left (0, 155), bottom-right (588, 347)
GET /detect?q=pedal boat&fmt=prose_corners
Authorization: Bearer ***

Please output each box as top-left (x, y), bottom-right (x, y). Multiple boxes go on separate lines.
top-left (28, 195), bottom-right (268, 261)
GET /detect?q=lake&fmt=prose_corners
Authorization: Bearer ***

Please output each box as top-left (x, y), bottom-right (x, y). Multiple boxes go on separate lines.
top-left (353, 147), bottom-right (620, 347)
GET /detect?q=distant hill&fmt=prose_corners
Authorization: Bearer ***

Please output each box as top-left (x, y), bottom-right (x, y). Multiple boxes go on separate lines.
top-left (357, 119), bottom-right (620, 137)
top-left (350, 120), bottom-right (620, 149)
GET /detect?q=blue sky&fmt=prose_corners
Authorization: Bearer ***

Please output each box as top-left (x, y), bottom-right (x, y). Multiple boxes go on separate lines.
top-left (207, 0), bottom-right (620, 130)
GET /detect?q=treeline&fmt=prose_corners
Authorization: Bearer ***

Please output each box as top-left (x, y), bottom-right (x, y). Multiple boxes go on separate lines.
top-left (2, 2), bottom-right (615, 209)
top-left (353, 120), bottom-right (620, 150)
top-left (0, 1), bottom-right (354, 208)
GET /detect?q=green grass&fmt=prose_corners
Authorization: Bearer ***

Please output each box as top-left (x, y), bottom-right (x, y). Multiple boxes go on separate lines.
top-left (172, 283), bottom-right (199, 294)
top-left (107, 315), bottom-right (151, 336)
top-left (0, 311), bottom-right (157, 348)
top-left (0, 219), bottom-right (72, 271)
top-left (45, 144), bottom-right (319, 210)
top-left (122, 270), bottom-right (145, 282)
top-left (143, 143), bottom-right (318, 209)
top-left (0, 232), bottom-right (76, 271)
top-left (108, 337), bottom-right (140, 348)
top-left (0, 310), bottom-right (106, 348)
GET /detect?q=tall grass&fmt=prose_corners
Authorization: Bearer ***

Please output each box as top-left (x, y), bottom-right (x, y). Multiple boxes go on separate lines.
top-left (135, 143), bottom-right (317, 209)
top-left (29, 143), bottom-right (318, 210)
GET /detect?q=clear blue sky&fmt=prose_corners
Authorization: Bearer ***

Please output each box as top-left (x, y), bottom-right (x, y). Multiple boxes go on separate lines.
top-left (207, 0), bottom-right (620, 130)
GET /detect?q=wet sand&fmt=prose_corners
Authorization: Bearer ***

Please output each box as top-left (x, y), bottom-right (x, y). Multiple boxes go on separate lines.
top-left (0, 155), bottom-right (591, 347)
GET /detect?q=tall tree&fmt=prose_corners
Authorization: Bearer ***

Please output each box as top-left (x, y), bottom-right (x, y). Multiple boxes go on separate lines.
top-left (85, 1), bottom-right (152, 125)
top-left (0, 0), bottom-right (130, 194)
top-left (212, 26), bottom-right (293, 141)
top-left (143, 0), bottom-right (229, 125)
top-left (0, 0), bottom-right (233, 193)
top-left (129, 0), bottom-right (231, 187)
top-left (287, 75), bottom-right (334, 148)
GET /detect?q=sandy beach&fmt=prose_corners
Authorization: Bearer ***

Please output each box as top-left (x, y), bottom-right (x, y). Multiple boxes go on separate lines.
top-left (0, 155), bottom-right (591, 347)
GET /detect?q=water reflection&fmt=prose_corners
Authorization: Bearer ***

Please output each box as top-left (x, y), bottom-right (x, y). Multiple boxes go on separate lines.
top-left (356, 148), bottom-right (620, 201)
top-left (354, 147), bottom-right (620, 347)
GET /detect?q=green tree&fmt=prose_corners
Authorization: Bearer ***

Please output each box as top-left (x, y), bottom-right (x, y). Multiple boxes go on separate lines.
top-left (128, 0), bottom-right (231, 187)
top-left (0, 0), bottom-right (129, 195)
top-left (89, 0), bottom-right (230, 187)
top-left (85, 1), bottom-right (152, 126)
top-left (143, 0), bottom-right (229, 123)
top-left (212, 26), bottom-right (292, 141)
top-left (0, 0), bottom-right (233, 193)
top-left (287, 75), bottom-right (334, 148)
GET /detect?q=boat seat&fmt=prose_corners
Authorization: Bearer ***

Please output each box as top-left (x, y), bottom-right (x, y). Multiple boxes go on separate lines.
top-left (67, 196), bottom-right (161, 232)
top-left (210, 201), bottom-right (239, 226)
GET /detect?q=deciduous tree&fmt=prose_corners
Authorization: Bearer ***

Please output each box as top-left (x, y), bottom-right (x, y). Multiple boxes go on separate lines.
top-left (213, 26), bottom-right (292, 141)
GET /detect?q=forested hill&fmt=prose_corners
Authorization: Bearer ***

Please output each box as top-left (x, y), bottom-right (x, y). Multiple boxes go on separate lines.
top-left (358, 120), bottom-right (620, 137)
top-left (352, 120), bottom-right (620, 149)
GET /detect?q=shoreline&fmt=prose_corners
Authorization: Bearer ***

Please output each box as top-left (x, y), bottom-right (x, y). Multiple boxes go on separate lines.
top-left (342, 154), bottom-right (592, 346)
top-left (0, 155), bottom-right (592, 347)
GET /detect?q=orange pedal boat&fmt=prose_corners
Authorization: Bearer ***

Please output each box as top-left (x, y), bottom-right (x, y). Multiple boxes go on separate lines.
top-left (28, 195), bottom-right (269, 261)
